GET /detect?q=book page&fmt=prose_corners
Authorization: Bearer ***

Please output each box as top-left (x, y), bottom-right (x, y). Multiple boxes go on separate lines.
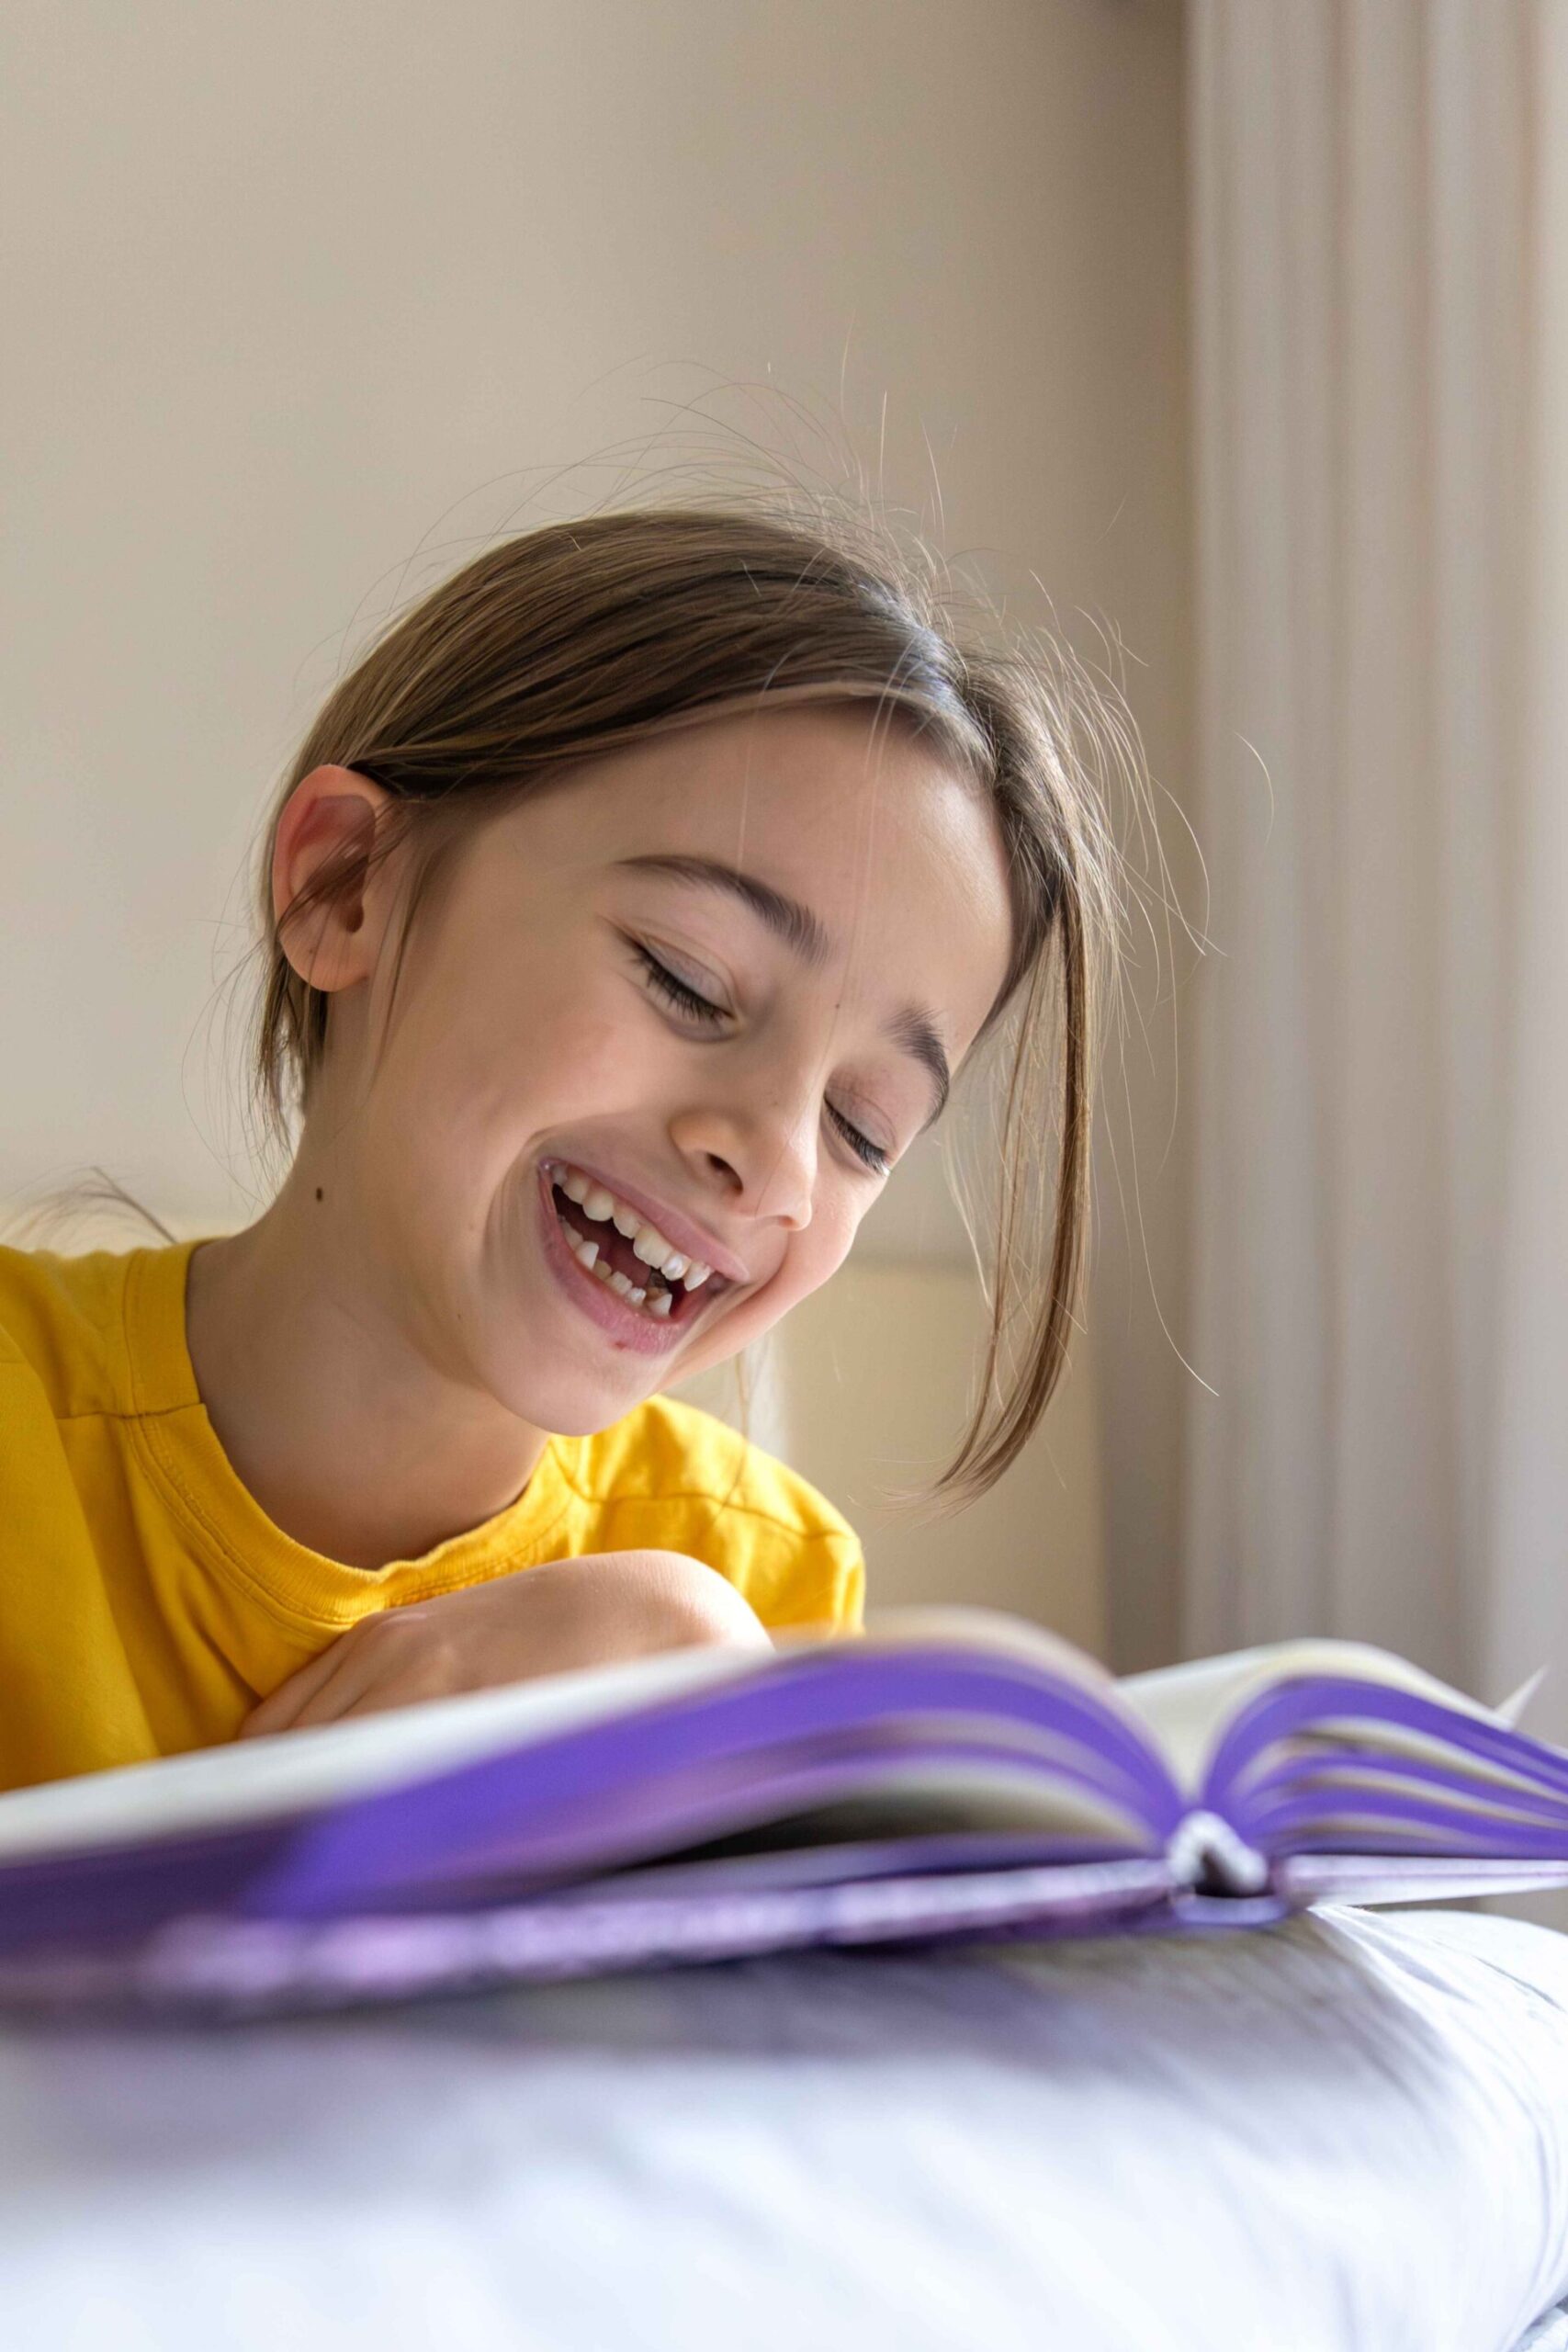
top-left (847, 1603), bottom-right (1172, 1778)
top-left (0, 1641), bottom-right (770, 1863)
top-left (1116, 1639), bottom-right (1506, 1796)
top-left (0, 1606), bottom-right (1150, 1869)
top-left (849, 1603), bottom-right (1120, 1694)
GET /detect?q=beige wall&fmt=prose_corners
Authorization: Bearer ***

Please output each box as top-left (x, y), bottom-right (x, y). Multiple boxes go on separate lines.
top-left (0, 0), bottom-right (1193, 1661)
top-left (746, 1264), bottom-right (1106, 1655)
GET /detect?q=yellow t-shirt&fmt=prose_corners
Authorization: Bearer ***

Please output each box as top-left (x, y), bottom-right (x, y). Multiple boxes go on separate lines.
top-left (0, 1235), bottom-right (863, 1793)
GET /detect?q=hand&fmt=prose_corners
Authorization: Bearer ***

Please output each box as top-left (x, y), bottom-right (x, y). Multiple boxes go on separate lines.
top-left (237, 1549), bottom-right (773, 1739)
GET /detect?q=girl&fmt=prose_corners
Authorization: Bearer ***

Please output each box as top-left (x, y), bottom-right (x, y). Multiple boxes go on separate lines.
top-left (0, 503), bottom-right (1114, 1792)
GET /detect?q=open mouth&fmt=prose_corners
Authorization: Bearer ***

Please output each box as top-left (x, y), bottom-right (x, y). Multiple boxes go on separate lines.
top-left (544, 1162), bottom-right (732, 1332)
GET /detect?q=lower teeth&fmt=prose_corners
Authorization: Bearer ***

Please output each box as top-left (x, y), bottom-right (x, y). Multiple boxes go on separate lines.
top-left (604, 1262), bottom-right (674, 1318)
top-left (565, 1218), bottom-right (675, 1320)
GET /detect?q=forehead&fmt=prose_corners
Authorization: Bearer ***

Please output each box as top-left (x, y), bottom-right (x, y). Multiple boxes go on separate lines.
top-left (542, 704), bottom-right (1013, 1007)
top-left (460, 700), bottom-right (1020, 1072)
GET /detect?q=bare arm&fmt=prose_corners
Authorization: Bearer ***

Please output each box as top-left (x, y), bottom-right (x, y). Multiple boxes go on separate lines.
top-left (238, 1549), bottom-right (773, 1738)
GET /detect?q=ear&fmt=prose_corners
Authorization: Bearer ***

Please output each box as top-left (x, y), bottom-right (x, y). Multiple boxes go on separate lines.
top-left (273, 765), bottom-right (395, 993)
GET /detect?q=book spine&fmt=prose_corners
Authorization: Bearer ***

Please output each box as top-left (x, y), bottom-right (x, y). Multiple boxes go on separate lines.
top-left (1165, 1810), bottom-right (1271, 1896)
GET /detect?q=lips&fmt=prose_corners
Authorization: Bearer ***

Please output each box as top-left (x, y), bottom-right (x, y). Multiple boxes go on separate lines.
top-left (540, 1156), bottom-right (750, 1287)
top-left (550, 1185), bottom-right (701, 1321)
top-left (535, 1163), bottom-right (728, 1356)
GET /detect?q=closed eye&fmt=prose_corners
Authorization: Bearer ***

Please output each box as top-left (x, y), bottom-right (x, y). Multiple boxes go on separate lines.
top-left (632, 941), bottom-right (890, 1177)
top-left (631, 943), bottom-right (728, 1024)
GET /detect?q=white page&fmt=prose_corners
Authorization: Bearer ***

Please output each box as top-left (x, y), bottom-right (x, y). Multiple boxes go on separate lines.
top-left (1496, 1664), bottom-right (1551, 1728)
top-left (1118, 1638), bottom-right (1506, 1797)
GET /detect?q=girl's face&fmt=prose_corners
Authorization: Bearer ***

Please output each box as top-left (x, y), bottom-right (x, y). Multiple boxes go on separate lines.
top-left (302, 704), bottom-right (1014, 1435)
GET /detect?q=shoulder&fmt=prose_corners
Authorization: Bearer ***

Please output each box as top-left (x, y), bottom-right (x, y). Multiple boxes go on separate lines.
top-left (569, 1393), bottom-right (854, 1540)
top-left (560, 1394), bottom-right (865, 1633)
top-left (0, 1241), bottom-right (135, 1418)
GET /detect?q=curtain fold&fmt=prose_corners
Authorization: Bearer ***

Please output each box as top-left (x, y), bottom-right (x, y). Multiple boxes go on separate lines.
top-left (1184, 3), bottom-right (1566, 1758)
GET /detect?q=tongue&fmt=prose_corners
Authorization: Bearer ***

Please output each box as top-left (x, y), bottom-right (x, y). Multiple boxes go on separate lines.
top-left (555, 1190), bottom-right (664, 1291)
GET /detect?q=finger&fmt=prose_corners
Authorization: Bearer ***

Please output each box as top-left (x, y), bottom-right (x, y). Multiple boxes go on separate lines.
top-left (239, 1629), bottom-right (365, 1739)
top-left (321, 1679), bottom-right (436, 1724)
top-left (279, 1635), bottom-right (391, 1732)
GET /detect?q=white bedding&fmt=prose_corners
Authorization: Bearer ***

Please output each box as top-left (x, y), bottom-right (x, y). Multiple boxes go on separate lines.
top-left (1, 1905), bottom-right (1565, 2352)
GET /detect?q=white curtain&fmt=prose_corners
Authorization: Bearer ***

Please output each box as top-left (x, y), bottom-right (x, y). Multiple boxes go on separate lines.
top-left (1184, 1), bottom-right (1568, 1762)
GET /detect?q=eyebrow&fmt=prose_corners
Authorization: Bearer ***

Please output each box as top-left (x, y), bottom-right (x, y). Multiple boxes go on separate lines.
top-left (615, 852), bottom-right (952, 1125)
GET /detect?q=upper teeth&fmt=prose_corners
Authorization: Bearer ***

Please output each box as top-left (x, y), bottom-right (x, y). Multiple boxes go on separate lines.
top-left (548, 1163), bottom-right (714, 1290)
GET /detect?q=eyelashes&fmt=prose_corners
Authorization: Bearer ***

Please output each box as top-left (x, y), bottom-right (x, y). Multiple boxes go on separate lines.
top-left (629, 943), bottom-right (891, 1176)
top-left (633, 943), bottom-right (728, 1024)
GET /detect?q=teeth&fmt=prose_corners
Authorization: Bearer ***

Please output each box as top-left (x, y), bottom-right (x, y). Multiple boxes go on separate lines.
top-left (632, 1227), bottom-right (671, 1271)
top-left (555, 1188), bottom-right (682, 1327)
top-left (551, 1162), bottom-right (725, 1294)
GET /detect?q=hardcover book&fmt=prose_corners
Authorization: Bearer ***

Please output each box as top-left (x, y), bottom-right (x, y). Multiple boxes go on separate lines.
top-left (2, 1608), bottom-right (1566, 2015)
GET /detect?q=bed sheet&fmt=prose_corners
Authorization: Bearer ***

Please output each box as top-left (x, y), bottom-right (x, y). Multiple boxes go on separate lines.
top-left (1, 1905), bottom-right (1565, 2352)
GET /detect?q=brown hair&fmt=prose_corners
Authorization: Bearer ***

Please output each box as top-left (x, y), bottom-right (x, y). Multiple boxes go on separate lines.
top-left (244, 499), bottom-right (1122, 1507)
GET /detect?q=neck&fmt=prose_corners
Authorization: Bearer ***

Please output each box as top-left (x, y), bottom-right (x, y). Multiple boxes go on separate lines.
top-left (184, 1163), bottom-right (550, 1571)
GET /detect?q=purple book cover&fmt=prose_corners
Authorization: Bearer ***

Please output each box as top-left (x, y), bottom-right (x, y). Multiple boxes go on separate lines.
top-left (2, 1615), bottom-right (1567, 2016)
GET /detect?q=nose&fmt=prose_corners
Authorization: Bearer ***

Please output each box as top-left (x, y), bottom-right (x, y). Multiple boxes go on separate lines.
top-left (668, 1091), bottom-right (818, 1231)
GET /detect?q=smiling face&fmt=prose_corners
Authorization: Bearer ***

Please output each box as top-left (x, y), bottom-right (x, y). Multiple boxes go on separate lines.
top-left (300, 703), bottom-right (1015, 1435)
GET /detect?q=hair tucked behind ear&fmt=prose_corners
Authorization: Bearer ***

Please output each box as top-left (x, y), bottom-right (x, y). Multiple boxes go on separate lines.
top-left (236, 498), bottom-right (1124, 1508)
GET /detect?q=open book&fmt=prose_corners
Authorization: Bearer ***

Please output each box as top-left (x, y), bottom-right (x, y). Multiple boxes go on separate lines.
top-left (2, 1607), bottom-right (1567, 2014)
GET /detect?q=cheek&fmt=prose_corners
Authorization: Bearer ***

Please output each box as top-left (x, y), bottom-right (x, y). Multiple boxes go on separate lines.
top-left (519, 981), bottom-right (640, 1101)
top-left (405, 956), bottom-right (655, 1149)
top-left (708, 1195), bottom-right (862, 1355)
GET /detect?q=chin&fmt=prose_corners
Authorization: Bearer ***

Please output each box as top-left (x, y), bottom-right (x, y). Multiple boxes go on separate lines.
top-left (485, 1329), bottom-right (678, 1437)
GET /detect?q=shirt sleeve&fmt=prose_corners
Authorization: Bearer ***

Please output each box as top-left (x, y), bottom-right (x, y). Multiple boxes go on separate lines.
top-left (0, 1345), bottom-right (159, 1789)
top-left (681, 1508), bottom-right (865, 1635)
